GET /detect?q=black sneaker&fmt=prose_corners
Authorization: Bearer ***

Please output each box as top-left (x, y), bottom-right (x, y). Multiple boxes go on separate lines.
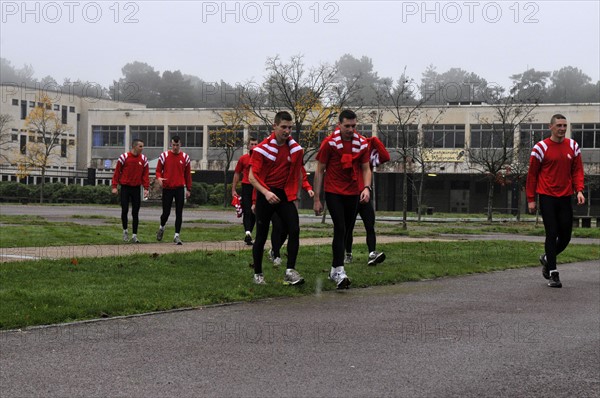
top-left (548, 272), bottom-right (562, 288)
top-left (539, 254), bottom-right (550, 280)
top-left (244, 234), bottom-right (253, 246)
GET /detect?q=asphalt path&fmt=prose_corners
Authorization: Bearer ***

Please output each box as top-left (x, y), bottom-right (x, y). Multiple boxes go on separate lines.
top-left (1, 260), bottom-right (598, 397)
top-left (1, 204), bottom-right (599, 397)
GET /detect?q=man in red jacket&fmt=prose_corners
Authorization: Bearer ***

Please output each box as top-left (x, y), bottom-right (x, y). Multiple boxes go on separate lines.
top-left (249, 111), bottom-right (305, 286)
top-left (156, 136), bottom-right (192, 245)
top-left (344, 136), bottom-right (390, 266)
top-left (112, 139), bottom-right (149, 243)
top-left (313, 109), bottom-right (372, 289)
top-left (231, 137), bottom-right (258, 245)
top-left (526, 114), bottom-right (585, 288)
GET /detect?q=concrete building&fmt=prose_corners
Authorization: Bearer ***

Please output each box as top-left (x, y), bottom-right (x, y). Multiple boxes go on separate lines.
top-left (1, 84), bottom-right (598, 214)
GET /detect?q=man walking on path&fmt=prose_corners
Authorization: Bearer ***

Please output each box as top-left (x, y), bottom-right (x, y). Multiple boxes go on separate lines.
top-left (344, 135), bottom-right (390, 266)
top-left (526, 113), bottom-right (585, 288)
top-left (111, 139), bottom-right (149, 243)
top-left (232, 137), bottom-right (258, 245)
top-left (156, 136), bottom-right (192, 245)
top-left (313, 109), bottom-right (372, 289)
top-left (248, 111), bottom-right (305, 286)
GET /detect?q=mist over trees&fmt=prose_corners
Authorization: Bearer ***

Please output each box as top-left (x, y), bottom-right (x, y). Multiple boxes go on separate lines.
top-left (1, 56), bottom-right (599, 107)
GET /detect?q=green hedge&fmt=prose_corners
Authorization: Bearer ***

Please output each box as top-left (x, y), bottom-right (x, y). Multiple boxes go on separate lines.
top-left (0, 181), bottom-right (223, 206)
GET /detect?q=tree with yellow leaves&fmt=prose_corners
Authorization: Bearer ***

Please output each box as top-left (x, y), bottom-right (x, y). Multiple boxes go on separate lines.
top-left (22, 95), bottom-right (71, 203)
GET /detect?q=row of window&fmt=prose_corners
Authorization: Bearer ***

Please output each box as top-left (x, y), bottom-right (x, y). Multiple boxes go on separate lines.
top-left (90, 123), bottom-right (600, 149)
top-left (14, 100), bottom-right (75, 123)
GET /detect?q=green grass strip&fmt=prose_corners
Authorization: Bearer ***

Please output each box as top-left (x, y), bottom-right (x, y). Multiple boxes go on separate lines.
top-left (1, 241), bottom-right (597, 330)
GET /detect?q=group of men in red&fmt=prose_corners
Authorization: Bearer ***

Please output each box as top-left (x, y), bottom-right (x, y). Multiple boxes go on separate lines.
top-left (111, 111), bottom-right (585, 289)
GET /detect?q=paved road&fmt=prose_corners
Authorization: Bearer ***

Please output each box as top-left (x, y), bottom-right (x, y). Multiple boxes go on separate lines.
top-left (1, 260), bottom-right (598, 397)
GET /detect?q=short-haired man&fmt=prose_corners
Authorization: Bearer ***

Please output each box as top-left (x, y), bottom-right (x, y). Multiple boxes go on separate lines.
top-left (313, 109), bottom-right (371, 289)
top-left (249, 111), bottom-right (305, 286)
top-left (156, 136), bottom-right (192, 245)
top-left (526, 114), bottom-right (585, 288)
top-left (111, 139), bottom-right (149, 243)
top-left (232, 137), bottom-right (258, 245)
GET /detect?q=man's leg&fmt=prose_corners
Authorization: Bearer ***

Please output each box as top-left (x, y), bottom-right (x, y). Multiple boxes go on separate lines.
top-left (173, 187), bottom-right (185, 234)
top-left (130, 186), bottom-right (142, 235)
top-left (555, 196), bottom-right (573, 256)
top-left (539, 194), bottom-right (560, 272)
top-left (119, 186), bottom-right (131, 241)
top-left (326, 193), bottom-right (359, 268)
top-left (253, 192), bottom-right (275, 275)
top-left (241, 183), bottom-right (256, 234)
top-left (157, 188), bottom-right (175, 241)
top-left (274, 200), bottom-right (299, 269)
top-left (343, 203), bottom-right (361, 261)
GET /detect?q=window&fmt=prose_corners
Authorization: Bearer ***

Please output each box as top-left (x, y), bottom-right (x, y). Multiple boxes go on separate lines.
top-left (92, 125), bottom-right (125, 147)
top-left (519, 123), bottom-right (547, 148)
top-left (12, 99), bottom-right (18, 105)
top-left (208, 125), bottom-right (244, 147)
top-left (168, 125), bottom-right (203, 147)
top-left (69, 106), bottom-right (75, 113)
top-left (357, 124), bottom-right (373, 138)
top-left (61, 106), bottom-right (67, 124)
top-left (20, 100), bottom-right (27, 119)
top-left (131, 125), bottom-right (165, 147)
top-left (29, 101), bottom-right (34, 107)
top-left (571, 123), bottom-right (600, 149)
top-left (378, 124), bottom-right (418, 148)
top-left (20, 136), bottom-right (27, 154)
top-left (46, 103), bottom-right (51, 110)
top-left (470, 124), bottom-right (514, 148)
top-left (61, 139), bottom-right (67, 157)
top-left (423, 124), bottom-right (465, 148)
top-left (54, 104), bottom-right (60, 111)
top-left (68, 139), bottom-right (75, 146)
top-left (250, 125), bottom-right (271, 143)
top-left (11, 134), bottom-right (18, 141)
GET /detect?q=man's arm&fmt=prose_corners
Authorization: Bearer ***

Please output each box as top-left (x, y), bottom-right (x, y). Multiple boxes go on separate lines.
top-left (359, 161), bottom-right (372, 203)
top-left (249, 168), bottom-right (279, 204)
top-left (231, 172), bottom-right (241, 198)
top-left (313, 161), bottom-right (325, 215)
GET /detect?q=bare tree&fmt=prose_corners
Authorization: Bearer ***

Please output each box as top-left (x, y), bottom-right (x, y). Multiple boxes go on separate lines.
top-left (466, 92), bottom-right (538, 221)
top-left (21, 95), bottom-right (71, 203)
top-left (410, 108), bottom-right (446, 221)
top-left (0, 114), bottom-right (14, 163)
top-left (239, 54), bottom-right (362, 163)
top-left (375, 72), bottom-right (439, 229)
top-left (210, 107), bottom-right (254, 207)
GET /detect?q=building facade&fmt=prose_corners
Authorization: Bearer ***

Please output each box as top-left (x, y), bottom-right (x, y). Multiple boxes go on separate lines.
top-left (1, 84), bottom-right (598, 214)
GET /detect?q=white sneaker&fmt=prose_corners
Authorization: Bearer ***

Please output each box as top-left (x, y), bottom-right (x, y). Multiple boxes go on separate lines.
top-left (123, 230), bottom-right (129, 242)
top-left (344, 253), bottom-right (353, 264)
top-left (330, 269), bottom-right (351, 289)
top-left (273, 257), bottom-right (282, 267)
top-left (368, 251), bottom-right (386, 266)
top-left (254, 274), bottom-right (266, 285)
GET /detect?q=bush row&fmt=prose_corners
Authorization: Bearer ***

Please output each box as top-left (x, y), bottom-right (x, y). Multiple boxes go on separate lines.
top-left (0, 182), bottom-right (230, 206)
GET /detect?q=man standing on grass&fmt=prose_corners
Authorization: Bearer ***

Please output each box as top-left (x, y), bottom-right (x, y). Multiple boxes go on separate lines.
top-left (526, 114), bottom-right (585, 288)
top-left (248, 111), bottom-right (305, 286)
top-left (313, 109), bottom-right (371, 289)
top-left (231, 137), bottom-right (258, 246)
top-left (156, 136), bottom-right (192, 245)
top-left (111, 138), bottom-right (149, 243)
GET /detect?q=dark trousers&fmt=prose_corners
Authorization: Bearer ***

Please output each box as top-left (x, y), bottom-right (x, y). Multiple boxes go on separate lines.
top-left (120, 185), bottom-right (141, 233)
top-left (241, 183), bottom-right (256, 233)
top-left (253, 188), bottom-right (299, 274)
top-left (345, 199), bottom-right (376, 254)
top-left (270, 213), bottom-right (288, 258)
top-left (539, 194), bottom-right (573, 271)
top-left (326, 192), bottom-right (359, 268)
top-left (161, 187), bottom-right (185, 234)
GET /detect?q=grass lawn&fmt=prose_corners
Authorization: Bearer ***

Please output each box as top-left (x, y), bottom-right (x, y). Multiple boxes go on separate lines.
top-left (1, 240), bottom-right (598, 330)
top-left (1, 209), bottom-right (598, 330)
